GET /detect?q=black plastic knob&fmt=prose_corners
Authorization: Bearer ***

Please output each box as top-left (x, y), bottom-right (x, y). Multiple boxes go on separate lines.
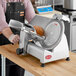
top-left (73, 18), bottom-right (76, 22)
top-left (16, 48), bottom-right (23, 55)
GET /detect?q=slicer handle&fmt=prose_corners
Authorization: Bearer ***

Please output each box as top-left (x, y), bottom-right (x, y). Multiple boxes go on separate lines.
top-left (24, 24), bottom-right (36, 32)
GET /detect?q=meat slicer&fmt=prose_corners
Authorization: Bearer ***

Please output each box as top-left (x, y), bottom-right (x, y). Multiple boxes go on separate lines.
top-left (9, 14), bottom-right (70, 67)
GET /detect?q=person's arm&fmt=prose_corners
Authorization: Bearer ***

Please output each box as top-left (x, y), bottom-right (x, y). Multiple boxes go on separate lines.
top-left (24, 0), bottom-right (36, 22)
top-left (0, 2), bottom-right (12, 38)
top-left (0, 1), bottom-right (19, 43)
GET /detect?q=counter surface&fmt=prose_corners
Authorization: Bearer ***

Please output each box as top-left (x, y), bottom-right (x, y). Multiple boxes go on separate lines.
top-left (0, 44), bottom-right (76, 76)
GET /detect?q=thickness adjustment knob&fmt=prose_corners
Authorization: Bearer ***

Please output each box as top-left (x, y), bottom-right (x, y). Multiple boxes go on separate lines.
top-left (16, 48), bottom-right (23, 55)
top-left (73, 18), bottom-right (76, 22)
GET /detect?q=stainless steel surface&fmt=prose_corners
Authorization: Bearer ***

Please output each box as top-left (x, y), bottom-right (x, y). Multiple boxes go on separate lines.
top-left (30, 15), bottom-right (64, 50)
top-left (72, 25), bottom-right (76, 50)
top-left (14, 15), bottom-right (69, 64)
top-left (9, 15), bottom-right (65, 50)
top-left (35, 0), bottom-right (53, 6)
top-left (64, 0), bottom-right (76, 10)
top-left (70, 15), bottom-right (76, 51)
top-left (27, 43), bottom-right (45, 60)
top-left (1, 55), bottom-right (6, 76)
top-left (64, 14), bottom-right (76, 51)
top-left (24, 71), bottom-right (34, 76)
top-left (30, 15), bottom-right (51, 29)
top-left (35, 0), bottom-right (63, 6)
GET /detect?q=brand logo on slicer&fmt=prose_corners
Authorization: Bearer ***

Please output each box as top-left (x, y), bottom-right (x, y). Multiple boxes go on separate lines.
top-left (54, 23), bottom-right (58, 26)
top-left (45, 55), bottom-right (52, 59)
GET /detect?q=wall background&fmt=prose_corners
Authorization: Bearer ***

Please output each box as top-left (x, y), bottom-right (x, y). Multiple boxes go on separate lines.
top-left (35, 0), bottom-right (64, 6)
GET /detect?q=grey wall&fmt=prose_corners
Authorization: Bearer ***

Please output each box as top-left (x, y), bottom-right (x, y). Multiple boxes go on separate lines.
top-left (35, 0), bottom-right (64, 6)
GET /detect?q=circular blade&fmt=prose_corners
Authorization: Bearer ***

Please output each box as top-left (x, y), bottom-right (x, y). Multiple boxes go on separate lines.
top-left (40, 19), bottom-right (64, 50)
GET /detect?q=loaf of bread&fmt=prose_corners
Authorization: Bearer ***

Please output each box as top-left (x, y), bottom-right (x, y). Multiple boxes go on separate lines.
top-left (33, 25), bottom-right (45, 36)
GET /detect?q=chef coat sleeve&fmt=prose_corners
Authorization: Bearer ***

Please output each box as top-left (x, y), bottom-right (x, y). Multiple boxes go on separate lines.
top-left (0, 1), bottom-right (8, 32)
top-left (24, 0), bottom-right (36, 23)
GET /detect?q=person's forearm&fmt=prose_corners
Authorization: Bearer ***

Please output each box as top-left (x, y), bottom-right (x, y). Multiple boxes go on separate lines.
top-left (2, 27), bottom-right (13, 39)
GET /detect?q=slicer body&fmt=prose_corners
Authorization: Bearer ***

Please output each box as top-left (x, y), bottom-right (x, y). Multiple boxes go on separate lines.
top-left (9, 14), bottom-right (70, 66)
top-left (19, 30), bottom-right (69, 64)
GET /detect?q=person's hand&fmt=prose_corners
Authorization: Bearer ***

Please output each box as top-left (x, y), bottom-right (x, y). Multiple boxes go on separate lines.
top-left (8, 34), bottom-right (20, 44)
